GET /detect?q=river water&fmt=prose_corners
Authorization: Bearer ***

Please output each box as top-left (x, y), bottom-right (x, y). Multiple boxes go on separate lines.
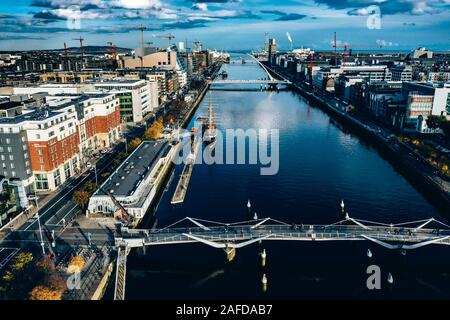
top-left (121, 55), bottom-right (450, 299)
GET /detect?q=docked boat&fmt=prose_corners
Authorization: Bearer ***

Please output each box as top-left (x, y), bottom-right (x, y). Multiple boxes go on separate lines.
top-left (202, 93), bottom-right (217, 144)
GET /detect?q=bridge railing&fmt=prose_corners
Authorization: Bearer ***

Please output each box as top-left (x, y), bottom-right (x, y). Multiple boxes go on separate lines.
top-left (124, 223), bottom-right (447, 237)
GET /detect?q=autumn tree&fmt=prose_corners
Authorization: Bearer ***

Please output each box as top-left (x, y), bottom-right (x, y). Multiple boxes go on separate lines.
top-left (36, 257), bottom-right (56, 274)
top-left (143, 118), bottom-right (165, 141)
top-left (73, 190), bottom-right (90, 209)
top-left (45, 274), bottom-right (66, 292)
top-left (128, 137), bottom-right (142, 151)
top-left (12, 252), bottom-right (33, 271)
top-left (67, 255), bottom-right (85, 273)
top-left (30, 285), bottom-right (63, 300)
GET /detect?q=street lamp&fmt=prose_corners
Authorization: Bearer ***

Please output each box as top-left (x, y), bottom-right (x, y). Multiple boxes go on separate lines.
top-left (36, 212), bottom-right (45, 256)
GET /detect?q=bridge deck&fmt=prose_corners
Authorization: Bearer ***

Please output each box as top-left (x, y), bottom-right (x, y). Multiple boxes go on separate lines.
top-left (212, 79), bottom-right (291, 85)
top-left (113, 246), bottom-right (128, 300)
top-left (117, 224), bottom-right (450, 249)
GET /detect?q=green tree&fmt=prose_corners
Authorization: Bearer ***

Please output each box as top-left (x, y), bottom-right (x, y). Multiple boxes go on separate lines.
top-left (83, 181), bottom-right (97, 193)
top-left (426, 115), bottom-right (446, 129)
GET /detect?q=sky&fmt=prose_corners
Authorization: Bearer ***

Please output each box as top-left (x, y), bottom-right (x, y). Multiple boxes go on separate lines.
top-left (0, 0), bottom-right (449, 51)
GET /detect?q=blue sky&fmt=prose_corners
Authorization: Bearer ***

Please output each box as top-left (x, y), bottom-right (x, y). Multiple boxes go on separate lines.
top-left (0, 0), bottom-right (449, 51)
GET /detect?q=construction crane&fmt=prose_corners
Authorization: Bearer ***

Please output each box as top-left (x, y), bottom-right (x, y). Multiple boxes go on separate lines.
top-left (107, 42), bottom-right (117, 61)
top-left (333, 33), bottom-right (385, 65)
top-left (63, 42), bottom-right (69, 59)
top-left (156, 33), bottom-right (175, 47)
top-left (184, 40), bottom-right (202, 52)
top-left (72, 36), bottom-right (85, 58)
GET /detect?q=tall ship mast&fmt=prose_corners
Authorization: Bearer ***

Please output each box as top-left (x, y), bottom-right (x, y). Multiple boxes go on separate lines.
top-left (203, 93), bottom-right (217, 144)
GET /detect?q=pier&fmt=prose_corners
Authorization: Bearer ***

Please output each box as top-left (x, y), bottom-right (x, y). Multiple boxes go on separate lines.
top-left (171, 135), bottom-right (201, 204)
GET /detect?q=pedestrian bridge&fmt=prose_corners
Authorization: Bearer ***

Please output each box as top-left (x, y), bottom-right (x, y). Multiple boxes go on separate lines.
top-left (113, 214), bottom-right (450, 300)
top-left (211, 79), bottom-right (291, 85)
top-left (116, 215), bottom-right (450, 251)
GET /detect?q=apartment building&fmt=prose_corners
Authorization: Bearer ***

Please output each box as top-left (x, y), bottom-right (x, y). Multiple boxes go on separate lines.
top-left (390, 65), bottom-right (413, 82)
top-left (0, 94), bottom-right (121, 192)
top-left (94, 79), bottom-right (157, 123)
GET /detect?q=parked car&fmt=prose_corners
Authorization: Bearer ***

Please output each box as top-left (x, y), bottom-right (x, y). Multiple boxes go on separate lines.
top-left (27, 194), bottom-right (38, 201)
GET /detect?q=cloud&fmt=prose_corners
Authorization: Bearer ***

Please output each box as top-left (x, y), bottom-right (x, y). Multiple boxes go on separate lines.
top-left (0, 35), bottom-right (48, 41)
top-left (192, 3), bottom-right (208, 11)
top-left (315, 0), bottom-right (450, 15)
top-left (275, 13), bottom-right (307, 21)
top-left (261, 9), bottom-right (307, 21)
top-left (189, 0), bottom-right (239, 3)
top-left (376, 39), bottom-right (399, 47)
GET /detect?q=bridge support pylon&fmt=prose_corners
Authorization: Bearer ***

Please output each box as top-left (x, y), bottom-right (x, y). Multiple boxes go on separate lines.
top-left (224, 247), bottom-right (236, 262)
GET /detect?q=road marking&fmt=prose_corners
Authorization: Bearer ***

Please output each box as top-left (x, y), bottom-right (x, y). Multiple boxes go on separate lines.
top-left (46, 205), bottom-right (80, 227)
top-left (0, 248), bottom-right (20, 270)
top-left (22, 155), bottom-right (118, 232)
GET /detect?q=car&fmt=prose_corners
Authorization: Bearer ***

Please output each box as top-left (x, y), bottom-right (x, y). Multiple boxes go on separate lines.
top-left (100, 149), bottom-right (109, 154)
top-left (86, 162), bottom-right (93, 168)
top-left (27, 194), bottom-right (38, 201)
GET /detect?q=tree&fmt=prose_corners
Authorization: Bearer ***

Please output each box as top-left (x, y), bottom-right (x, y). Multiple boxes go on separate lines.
top-left (2, 270), bottom-right (14, 282)
top-left (426, 115), bottom-right (446, 129)
top-left (73, 190), bottom-right (90, 209)
top-left (45, 274), bottom-right (66, 292)
top-left (128, 137), bottom-right (142, 151)
top-left (67, 255), bottom-right (85, 273)
top-left (83, 181), bottom-right (97, 193)
top-left (30, 285), bottom-right (63, 300)
top-left (36, 257), bottom-right (56, 274)
top-left (441, 121), bottom-right (450, 139)
top-left (13, 252), bottom-right (33, 271)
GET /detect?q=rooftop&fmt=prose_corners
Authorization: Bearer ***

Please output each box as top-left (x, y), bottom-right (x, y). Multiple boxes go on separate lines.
top-left (0, 108), bottom-right (61, 125)
top-left (97, 141), bottom-right (171, 198)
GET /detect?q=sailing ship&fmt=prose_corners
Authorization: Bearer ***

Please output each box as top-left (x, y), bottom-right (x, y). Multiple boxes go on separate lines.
top-left (203, 93), bottom-right (217, 144)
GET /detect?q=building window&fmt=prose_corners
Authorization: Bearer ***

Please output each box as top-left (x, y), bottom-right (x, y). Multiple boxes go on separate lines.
top-left (11, 171), bottom-right (16, 177)
top-left (35, 174), bottom-right (49, 190)
top-left (9, 155), bottom-right (13, 161)
top-left (53, 170), bottom-right (61, 187)
top-left (10, 163), bottom-right (14, 169)
top-left (64, 162), bottom-right (71, 179)
top-left (37, 149), bottom-right (43, 155)
top-left (5, 138), bottom-right (10, 144)
top-left (36, 134), bottom-right (41, 139)
top-left (7, 147), bottom-right (12, 152)
top-left (40, 165), bottom-right (45, 171)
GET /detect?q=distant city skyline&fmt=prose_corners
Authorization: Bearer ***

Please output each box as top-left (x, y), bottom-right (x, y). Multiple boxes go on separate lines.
top-left (0, 0), bottom-right (449, 51)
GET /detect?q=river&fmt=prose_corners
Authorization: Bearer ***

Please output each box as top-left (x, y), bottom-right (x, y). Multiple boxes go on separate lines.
top-left (116, 54), bottom-right (450, 299)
